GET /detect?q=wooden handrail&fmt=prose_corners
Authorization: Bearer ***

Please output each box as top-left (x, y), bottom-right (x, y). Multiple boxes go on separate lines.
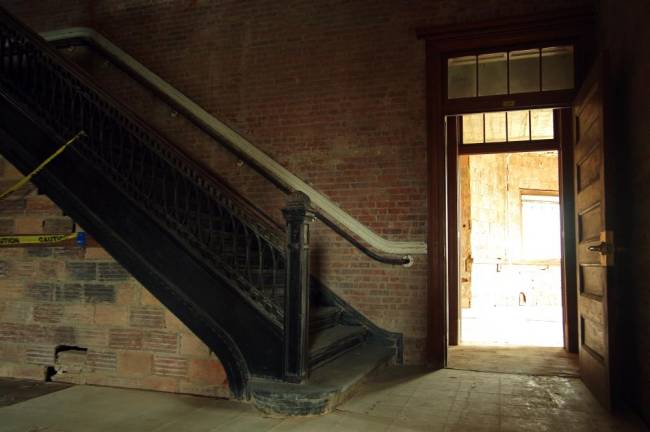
top-left (42, 27), bottom-right (427, 261)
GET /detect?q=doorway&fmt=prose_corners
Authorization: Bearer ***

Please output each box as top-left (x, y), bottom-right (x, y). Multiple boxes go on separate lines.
top-left (444, 108), bottom-right (578, 376)
top-left (417, 8), bottom-right (622, 408)
top-left (458, 150), bottom-right (563, 347)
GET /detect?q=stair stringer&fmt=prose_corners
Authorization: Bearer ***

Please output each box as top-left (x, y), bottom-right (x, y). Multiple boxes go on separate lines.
top-left (0, 89), bottom-right (287, 399)
top-left (310, 277), bottom-right (403, 364)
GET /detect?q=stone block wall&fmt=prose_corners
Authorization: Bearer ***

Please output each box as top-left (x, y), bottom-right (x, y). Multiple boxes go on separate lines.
top-left (0, 158), bottom-right (228, 397)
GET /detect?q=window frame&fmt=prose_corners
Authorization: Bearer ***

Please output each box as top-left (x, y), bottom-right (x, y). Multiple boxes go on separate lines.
top-left (446, 43), bottom-right (576, 103)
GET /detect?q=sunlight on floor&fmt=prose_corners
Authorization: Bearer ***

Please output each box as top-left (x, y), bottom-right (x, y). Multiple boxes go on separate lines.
top-left (461, 306), bottom-right (563, 347)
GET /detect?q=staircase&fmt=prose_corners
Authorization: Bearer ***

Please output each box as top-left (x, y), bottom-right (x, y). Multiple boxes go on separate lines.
top-left (0, 8), bottom-right (401, 414)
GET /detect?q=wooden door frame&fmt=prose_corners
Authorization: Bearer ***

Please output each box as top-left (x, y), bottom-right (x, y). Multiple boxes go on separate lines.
top-left (445, 112), bottom-right (576, 350)
top-left (418, 9), bottom-right (595, 367)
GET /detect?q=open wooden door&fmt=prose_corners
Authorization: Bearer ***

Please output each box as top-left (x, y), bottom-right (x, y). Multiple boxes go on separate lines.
top-left (573, 56), bottom-right (618, 410)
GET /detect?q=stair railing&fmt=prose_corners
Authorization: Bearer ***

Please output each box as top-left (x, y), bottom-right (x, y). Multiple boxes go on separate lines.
top-left (44, 28), bottom-right (415, 267)
top-left (0, 8), bottom-right (289, 328)
top-left (281, 192), bottom-right (315, 382)
top-left (0, 7), bottom-right (388, 381)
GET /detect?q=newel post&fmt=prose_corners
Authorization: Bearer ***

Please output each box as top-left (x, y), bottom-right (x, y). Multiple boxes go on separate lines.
top-left (282, 191), bottom-right (315, 383)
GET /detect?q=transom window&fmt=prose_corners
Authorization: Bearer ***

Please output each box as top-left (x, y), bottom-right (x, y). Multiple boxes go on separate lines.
top-left (461, 108), bottom-right (554, 145)
top-left (447, 45), bottom-right (574, 99)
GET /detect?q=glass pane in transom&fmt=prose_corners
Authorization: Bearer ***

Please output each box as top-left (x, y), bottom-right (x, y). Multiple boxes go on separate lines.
top-left (542, 46), bottom-right (574, 91)
top-left (478, 52), bottom-right (507, 96)
top-left (509, 49), bottom-right (540, 94)
top-left (462, 113), bottom-right (484, 144)
top-left (448, 56), bottom-right (477, 99)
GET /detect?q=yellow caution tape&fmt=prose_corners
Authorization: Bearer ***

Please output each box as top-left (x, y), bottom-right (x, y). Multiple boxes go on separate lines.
top-left (0, 130), bottom-right (86, 201)
top-left (0, 232), bottom-right (79, 246)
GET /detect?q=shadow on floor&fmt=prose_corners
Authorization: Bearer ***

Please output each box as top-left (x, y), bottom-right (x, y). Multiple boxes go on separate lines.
top-left (0, 377), bottom-right (71, 407)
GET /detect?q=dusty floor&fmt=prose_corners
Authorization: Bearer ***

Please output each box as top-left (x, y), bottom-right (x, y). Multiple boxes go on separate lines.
top-left (0, 367), bottom-right (646, 431)
top-left (448, 346), bottom-right (579, 377)
top-left (0, 377), bottom-right (70, 407)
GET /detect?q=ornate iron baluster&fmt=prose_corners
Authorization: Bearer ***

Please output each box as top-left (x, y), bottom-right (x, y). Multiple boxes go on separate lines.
top-left (282, 192), bottom-right (315, 383)
top-left (0, 17), bottom-right (288, 325)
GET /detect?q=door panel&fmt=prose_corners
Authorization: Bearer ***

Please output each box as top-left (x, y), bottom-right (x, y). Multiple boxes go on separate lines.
top-left (579, 266), bottom-right (605, 297)
top-left (573, 56), bottom-right (616, 410)
top-left (577, 147), bottom-right (601, 190)
top-left (578, 203), bottom-right (602, 241)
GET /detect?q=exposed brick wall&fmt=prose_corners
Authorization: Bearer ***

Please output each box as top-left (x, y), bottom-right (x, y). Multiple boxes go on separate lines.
top-left (0, 0), bottom-right (595, 374)
top-left (0, 158), bottom-right (228, 397)
top-left (599, 0), bottom-right (650, 422)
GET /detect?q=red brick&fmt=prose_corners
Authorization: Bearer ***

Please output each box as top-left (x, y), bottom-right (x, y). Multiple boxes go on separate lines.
top-left (74, 328), bottom-right (108, 348)
top-left (32, 304), bottom-right (64, 324)
top-left (130, 306), bottom-right (165, 328)
top-left (52, 373), bottom-right (86, 385)
top-left (187, 358), bottom-right (227, 386)
top-left (0, 343), bottom-right (25, 362)
top-left (84, 247), bottom-right (113, 260)
top-left (0, 362), bottom-right (14, 377)
top-left (24, 195), bottom-right (60, 214)
top-left (12, 364), bottom-right (45, 380)
top-left (165, 311), bottom-right (188, 333)
top-left (0, 219), bottom-right (15, 234)
top-left (143, 331), bottom-right (178, 353)
top-left (95, 305), bottom-right (128, 326)
top-left (115, 283), bottom-right (137, 305)
top-left (141, 376), bottom-right (178, 393)
top-left (178, 381), bottom-right (229, 398)
top-left (0, 281), bottom-right (24, 300)
top-left (86, 350), bottom-right (117, 372)
top-left (117, 351), bottom-right (152, 377)
top-left (63, 304), bottom-right (95, 325)
top-left (42, 217), bottom-right (73, 234)
top-left (9, 261), bottom-right (36, 279)
top-left (1, 301), bottom-right (32, 323)
top-left (14, 216), bottom-right (44, 234)
top-left (153, 355), bottom-right (188, 378)
top-left (25, 345), bottom-right (54, 366)
top-left (179, 333), bottom-right (209, 358)
top-left (2, 162), bottom-right (22, 180)
top-left (85, 374), bottom-right (140, 390)
top-left (140, 289), bottom-right (162, 307)
top-left (109, 329), bottom-right (143, 350)
top-left (37, 260), bottom-right (65, 279)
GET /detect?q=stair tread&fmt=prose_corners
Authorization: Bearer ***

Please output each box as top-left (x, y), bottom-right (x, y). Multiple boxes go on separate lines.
top-left (250, 339), bottom-right (395, 415)
top-left (310, 324), bottom-right (365, 355)
top-left (310, 306), bottom-right (339, 321)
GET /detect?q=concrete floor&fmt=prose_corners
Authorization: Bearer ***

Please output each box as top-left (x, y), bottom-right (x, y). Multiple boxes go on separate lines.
top-left (0, 367), bottom-right (647, 432)
top-left (0, 378), bottom-right (70, 407)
